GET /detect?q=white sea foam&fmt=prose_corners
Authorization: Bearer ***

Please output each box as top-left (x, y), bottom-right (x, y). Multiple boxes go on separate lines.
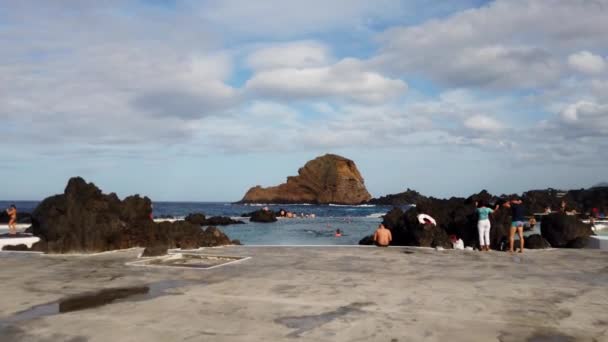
top-left (366, 212), bottom-right (386, 218)
top-left (328, 204), bottom-right (376, 207)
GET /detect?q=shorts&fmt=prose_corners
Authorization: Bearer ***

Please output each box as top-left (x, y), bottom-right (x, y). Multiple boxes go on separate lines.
top-left (511, 221), bottom-right (524, 228)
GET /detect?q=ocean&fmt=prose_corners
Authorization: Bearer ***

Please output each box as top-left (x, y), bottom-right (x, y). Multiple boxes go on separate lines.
top-left (0, 201), bottom-right (395, 245)
top-left (4, 200), bottom-right (606, 244)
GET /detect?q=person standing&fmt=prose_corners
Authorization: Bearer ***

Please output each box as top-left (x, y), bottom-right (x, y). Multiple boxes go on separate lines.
top-left (373, 224), bottom-right (392, 247)
top-left (476, 201), bottom-right (496, 251)
top-left (6, 204), bottom-right (17, 235)
top-left (507, 198), bottom-right (526, 253)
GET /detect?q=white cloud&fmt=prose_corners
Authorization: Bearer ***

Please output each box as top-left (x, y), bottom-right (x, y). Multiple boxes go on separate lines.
top-left (375, 0), bottom-right (608, 89)
top-left (559, 101), bottom-right (608, 136)
top-left (568, 51), bottom-right (606, 75)
top-left (197, 0), bottom-right (404, 37)
top-left (246, 41), bottom-right (331, 70)
top-left (464, 115), bottom-right (504, 133)
top-left (246, 56), bottom-right (407, 104)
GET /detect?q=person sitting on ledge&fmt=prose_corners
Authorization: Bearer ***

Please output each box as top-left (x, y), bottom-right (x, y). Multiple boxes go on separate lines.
top-left (373, 224), bottom-right (392, 247)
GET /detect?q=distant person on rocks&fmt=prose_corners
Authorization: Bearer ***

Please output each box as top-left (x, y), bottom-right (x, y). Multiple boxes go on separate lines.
top-left (373, 224), bottom-right (392, 247)
top-left (6, 204), bottom-right (17, 235)
top-left (476, 201), bottom-right (497, 252)
top-left (505, 198), bottom-right (526, 253)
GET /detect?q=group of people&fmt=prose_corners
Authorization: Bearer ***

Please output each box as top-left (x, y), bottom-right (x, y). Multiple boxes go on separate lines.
top-left (476, 198), bottom-right (527, 253)
top-left (277, 209), bottom-right (316, 219)
top-left (369, 197), bottom-right (531, 253)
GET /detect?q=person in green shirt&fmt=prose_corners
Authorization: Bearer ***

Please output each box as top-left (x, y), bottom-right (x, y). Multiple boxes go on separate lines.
top-left (476, 201), bottom-right (498, 251)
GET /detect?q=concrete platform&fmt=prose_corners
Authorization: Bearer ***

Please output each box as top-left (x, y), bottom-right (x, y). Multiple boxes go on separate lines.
top-left (0, 246), bottom-right (607, 341)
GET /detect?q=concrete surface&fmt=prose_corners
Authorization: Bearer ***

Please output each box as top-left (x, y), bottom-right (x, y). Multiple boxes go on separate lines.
top-left (0, 246), bottom-right (607, 341)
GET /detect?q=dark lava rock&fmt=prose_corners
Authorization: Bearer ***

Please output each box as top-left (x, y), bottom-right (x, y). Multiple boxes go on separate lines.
top-left (365, 191), bottom-right (512, 250)
top-left (1, 244), bottom-right (32, 251)
top-left (566, 236), bottom-right (589, 249)
top-left (248, 209), bottom-right (277, 223)
top-left (524, 234), bottom-right (551, 249)
top-left (375, 207), bottom-right (452, 249)
top-left (202, 216), bottom-right (245, 226)
top-left (185, 213), bottom-right (207, 225)
top-left (30, 177), bottom-right (234, 253)
top-left (186, 213), bottom-right (245, 226)
top-left (142, 244), bottom-right (168, 257)
top-left (199, 226), bottom-right (233, 246)
top-left (358, 235), bottom-right (375, 245)
top-left (540, 213), bottom-right (593, 248)
top-left (369, 189), bottom-right (427, 206)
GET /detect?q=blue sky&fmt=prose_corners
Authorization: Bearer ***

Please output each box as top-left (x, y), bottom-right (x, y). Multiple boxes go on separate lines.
top-left (1, 0), bottom-right (607, 201)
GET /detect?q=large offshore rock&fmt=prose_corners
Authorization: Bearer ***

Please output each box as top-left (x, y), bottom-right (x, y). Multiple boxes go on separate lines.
top-left (30, 177), bottom-right (233, 253)
top-left (540, 213), bottom-right (593, 248)
top-left (240, 154), bottom-right (372, 205)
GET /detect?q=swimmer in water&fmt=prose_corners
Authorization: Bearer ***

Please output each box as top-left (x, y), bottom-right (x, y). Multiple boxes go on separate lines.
top-left (335, 229), bottom-right (342, 237)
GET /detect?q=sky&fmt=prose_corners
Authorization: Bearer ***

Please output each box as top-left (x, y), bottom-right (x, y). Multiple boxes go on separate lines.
top-left (1, 0), bottom-right (607, 201)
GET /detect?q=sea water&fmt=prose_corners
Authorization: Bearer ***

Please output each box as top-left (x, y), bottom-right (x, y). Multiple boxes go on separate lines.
top-left (0, 201), bottom-right (395, 245)
top-left (4, 201), bottom-right (606, 244)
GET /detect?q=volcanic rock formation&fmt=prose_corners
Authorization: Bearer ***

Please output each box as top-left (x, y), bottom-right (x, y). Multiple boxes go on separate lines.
top-left (29, 177), bottom-right (234, 253)
top-left (240, 154), bottom-right (371, 205)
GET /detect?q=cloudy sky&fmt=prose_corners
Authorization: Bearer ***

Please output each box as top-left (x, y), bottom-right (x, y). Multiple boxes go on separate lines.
top-left (1, 0), bottom-right (607, 201)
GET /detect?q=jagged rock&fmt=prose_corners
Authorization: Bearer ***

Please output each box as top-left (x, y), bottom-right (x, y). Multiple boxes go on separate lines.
top-left (524, 234), bottom-right (551, 249)
top-left (2, 244), bottom-right (31, 251)
top-left (199, 226), bottom-right (233, 246)
top-left (369, 207), bottom-right (452, 248)
top-left (358, 235), bottom-right (375, 245)
top-left (248, 209), bottom-right (277, 223)
top-left (369, 189), bottom-right (427, 206)
top-left (142, 244), bottom-right (168, 257)
top-left (540, 213), bottom-right (593, 248)
top-left (566, 236), bottom-right (590, 249)
top-left (185, 213), bottom-right (207, 225)
top-left (185, 213), bottom-right (245, 226)
top-left (240, 154), bottom-right (371, 205)
top-left (30, 177), bottom-right (234, 253)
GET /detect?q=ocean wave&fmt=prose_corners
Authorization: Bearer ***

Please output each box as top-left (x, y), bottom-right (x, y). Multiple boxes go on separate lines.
top-left (242, 203), bottom-right (313, 206)
top-left (328, 204), bottom-right (376, 207)
top-left (366, 212), bottom-right (386, 218)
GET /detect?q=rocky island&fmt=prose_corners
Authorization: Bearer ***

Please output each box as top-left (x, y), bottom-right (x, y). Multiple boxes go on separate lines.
top-left (240, 154), bottom-right (372, 205)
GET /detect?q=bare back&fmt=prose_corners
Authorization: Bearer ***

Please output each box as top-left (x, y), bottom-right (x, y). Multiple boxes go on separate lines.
top-left (374, 228), bottom-right (392, 246)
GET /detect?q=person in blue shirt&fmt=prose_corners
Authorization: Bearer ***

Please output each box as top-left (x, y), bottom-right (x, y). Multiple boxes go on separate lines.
top-left (476, 201), bottom-right (498, 251)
